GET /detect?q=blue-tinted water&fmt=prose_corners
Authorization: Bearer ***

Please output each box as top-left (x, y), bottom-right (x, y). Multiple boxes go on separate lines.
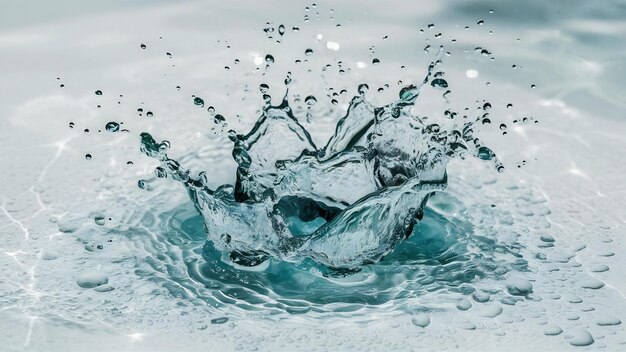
top-left (1, 1), bottom-right (625, 351)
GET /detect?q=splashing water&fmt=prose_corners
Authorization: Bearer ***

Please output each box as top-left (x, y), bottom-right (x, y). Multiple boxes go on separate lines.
top-left (139, 51), bottom-right (501, 271)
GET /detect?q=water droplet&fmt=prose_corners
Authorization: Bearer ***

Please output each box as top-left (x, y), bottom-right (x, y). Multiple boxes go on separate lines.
top-left (95, 90), bottom-right (102, 96)
top-left (214, 114), bottom-right (226, 124)
top-left (69, 122), bottom-right (75, 128)
top-left (543, 324), bottom-right (563, 336)
top-left (566, 329), bottom-right (594, 347)
top-left (431, 78), bottom-right (448, 89)
top-left (278, 24), bottom-right (285, 35)
top-left (265, 54), bottom-right (274, 64)
top-left (207, 106), bottom-right (216, 114)
top-left (483, 102), bottom-right (492, 110)
top-left (506, 103), bottom-right (513, 108)
top-left (305, 48), bottom-right (314, 56)
top-left (531, 84), bottom-right (536, 89)
top-left (506, 277), bottom-right (533, 295)
top-left (146, 111), bottom-right (153, 117)
top-left (194, 97), bottom-right (205, 107)
top-left (94, 215), bottom-right (105, 226)
top-left (138, 179), bottom-right (149, 190)
top-left (140, 43), bottom-right (146, 49)
top-left (155, 167), bottom-right (167, 178)
top-left (477, 20), bottom-right (484, 25)
top-left (76, 271), bottom-right (109, 288)
top-left (105, 122), bottom-right (120, 132)
top-left (211, 317), bottom-right (229, 324)
top-left (85, 154), bottom-right (92, 160)
top-left (499, 123), bottom-right (507, 130)
top-left (305, 95), bottom-right (317, 106)
top-left (358, 83), bottom-right (369, 95)
top-left (372, 58), bottom-right (380, 65)
top-left (412, 315), bottom-right (431, 328)
top-left (478, 147), bottom-right (496, 160)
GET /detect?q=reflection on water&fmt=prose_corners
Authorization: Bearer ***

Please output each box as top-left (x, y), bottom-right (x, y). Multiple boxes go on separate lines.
top-left (1, 0), bottom-right (626, 350)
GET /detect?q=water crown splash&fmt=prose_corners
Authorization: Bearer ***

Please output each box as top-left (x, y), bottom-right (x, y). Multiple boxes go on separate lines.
top-left (140, 49), bottom-right (501, 270)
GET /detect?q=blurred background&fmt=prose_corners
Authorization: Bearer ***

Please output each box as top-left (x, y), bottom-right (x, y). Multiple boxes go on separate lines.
top-left (1, 0), bottom-right (625, 350)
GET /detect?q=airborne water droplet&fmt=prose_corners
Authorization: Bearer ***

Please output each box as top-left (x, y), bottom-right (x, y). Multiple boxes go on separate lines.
top-left (155, 167), bottom-right (167, 178)
top-left (138, 179), bottom-right (149, 190)
top-left (431, 78), bottom-right (448, 89)
top-left (305, 48), bottom-right (314, 56)
top-left (305, 95), bottom-right (317, 106)
top-left (85, 154), bottom-right (92, 160)
top-left (214, 114), bottom-right (226, 124)
top-left (95, 90), bottom-right (102, 96)
top-left (265, 54), bottom-right (274, 64)
top-left (477, 146), bottom-right (495, 160)
top-left (194, 97), bottom-right (205, 107)
top-left (358, 83), bottom-right (369, 95)
top-left (105, 122), bottom-right (120, 132)
top-left (372, 58), bottom-right (380, 65)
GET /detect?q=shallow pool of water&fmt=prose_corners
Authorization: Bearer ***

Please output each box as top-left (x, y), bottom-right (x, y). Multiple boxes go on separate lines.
top-left (1, 0), bottom-right (625, 351)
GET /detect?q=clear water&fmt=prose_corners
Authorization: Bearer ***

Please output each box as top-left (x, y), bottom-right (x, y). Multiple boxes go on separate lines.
top-left (1, 1), bottom-right (626, 351)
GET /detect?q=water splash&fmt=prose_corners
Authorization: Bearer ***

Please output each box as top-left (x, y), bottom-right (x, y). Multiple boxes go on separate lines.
top-left (140, 50), bottom-right (501, 270)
